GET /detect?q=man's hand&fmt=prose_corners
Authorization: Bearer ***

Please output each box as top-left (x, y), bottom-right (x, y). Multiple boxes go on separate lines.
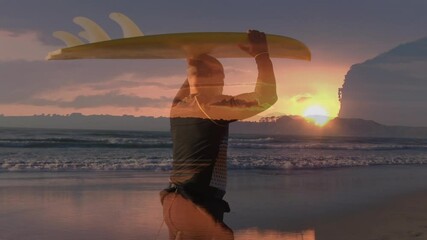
top-left (239, 30), bottom-right (269, 58)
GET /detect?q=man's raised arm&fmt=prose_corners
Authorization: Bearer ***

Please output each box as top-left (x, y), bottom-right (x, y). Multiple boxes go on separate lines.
top-left (210, 30), bottom-right (277, 120)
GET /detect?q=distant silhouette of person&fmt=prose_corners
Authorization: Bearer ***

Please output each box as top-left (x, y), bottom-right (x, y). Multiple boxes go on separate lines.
top-left (160, 30), bottom-right (277, 239)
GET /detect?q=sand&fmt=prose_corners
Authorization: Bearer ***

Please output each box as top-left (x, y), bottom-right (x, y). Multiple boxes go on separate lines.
top-left (315, 190), bottom-right (427, 240)
top-left (0, 166), bottom-right (426, 240)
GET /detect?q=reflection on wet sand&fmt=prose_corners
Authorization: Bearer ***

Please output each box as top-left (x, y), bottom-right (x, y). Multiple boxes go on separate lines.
top-left (160, 189), bottom-right (315, 240)
top-left (161, 192), bottom-right (233, 239)
top-left (235, 229), bottom-right (315, 240)
top-left (0, 173), bottom-right (167, 240)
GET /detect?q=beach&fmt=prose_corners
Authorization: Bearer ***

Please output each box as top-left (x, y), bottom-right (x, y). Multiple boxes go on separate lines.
top-left (315, 190), bottom-right (427, 240)
top-left (1, 165), bottom-right (426, 240)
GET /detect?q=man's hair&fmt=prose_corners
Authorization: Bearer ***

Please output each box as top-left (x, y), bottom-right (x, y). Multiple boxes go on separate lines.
top-left (188, 54), bottom-right (224, 86)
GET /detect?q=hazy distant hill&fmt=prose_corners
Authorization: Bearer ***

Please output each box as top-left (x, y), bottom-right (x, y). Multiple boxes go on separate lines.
top-left (1, 113), bottom-right (427, 138)
top-left (339, 36), bottom-right (427, 126)
top-left (231, 115), bottom-right (427, 138)
top-left (0, 113), bottom-right (169, 132)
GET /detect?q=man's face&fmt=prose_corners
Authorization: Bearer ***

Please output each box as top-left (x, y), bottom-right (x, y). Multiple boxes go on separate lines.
top-left (187, 56), bottom-right (225, 94)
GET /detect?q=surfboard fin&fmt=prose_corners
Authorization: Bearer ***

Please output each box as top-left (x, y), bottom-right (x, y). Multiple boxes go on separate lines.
top-left (109, 12), bottom-right (144, 38)
top-left (78, 31), bottom-right (90, 42)
top-left (52, 31), bottom-right (84, 47)
top-left (73, 16), bottom-right (111, 43)
top-left (51, 13), bottom-right (143, 48)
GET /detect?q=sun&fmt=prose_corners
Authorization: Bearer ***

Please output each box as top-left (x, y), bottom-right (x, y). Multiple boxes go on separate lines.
top-left (303, 105), bottom-right (331, 126)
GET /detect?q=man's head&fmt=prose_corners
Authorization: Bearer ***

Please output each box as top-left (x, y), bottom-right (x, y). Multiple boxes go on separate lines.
top-left (187, 54), bottom-right (225, 95)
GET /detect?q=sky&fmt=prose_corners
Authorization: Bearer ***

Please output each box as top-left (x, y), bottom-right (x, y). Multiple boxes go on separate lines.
top-left (1, 0), bottom-right (427, 120)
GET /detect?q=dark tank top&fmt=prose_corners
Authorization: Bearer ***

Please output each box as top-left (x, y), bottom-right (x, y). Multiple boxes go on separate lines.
top-left (170, 117), bottom-right (230, 199)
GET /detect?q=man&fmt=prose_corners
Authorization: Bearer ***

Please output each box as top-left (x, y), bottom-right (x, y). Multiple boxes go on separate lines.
top-left (161, 30), bottom-right (277, 239)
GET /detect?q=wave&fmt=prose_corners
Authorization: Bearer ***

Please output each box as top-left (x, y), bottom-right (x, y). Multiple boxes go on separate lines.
top-left (2, 154), bottom-right (427, 172)
top-left (0, 138), bottom-right (172, 148)
top-left (229, 142), bottom-right (427, 151)
top-left (2, 137), bottom-right (426, 151)
top-left (0, 158), bottom-right (427, 171)
top-left (229, 137), bottom-right (276, 143)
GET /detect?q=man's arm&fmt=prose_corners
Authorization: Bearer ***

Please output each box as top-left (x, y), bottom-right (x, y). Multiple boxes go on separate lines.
top-left (207, 30), bottom-right (278, 120)
top-left (234, 52), bottom-right (277, 108)
top-left (236, 29), bottom-right (277, 107)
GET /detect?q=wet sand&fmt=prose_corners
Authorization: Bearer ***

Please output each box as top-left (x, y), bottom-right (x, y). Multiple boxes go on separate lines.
top-left (315, 190), bottom-right (427, 240)
top-left (0, 166), bottom-right (426, 240)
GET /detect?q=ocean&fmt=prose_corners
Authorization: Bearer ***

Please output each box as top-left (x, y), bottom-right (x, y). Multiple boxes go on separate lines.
top-left (1, 127), bottom-right (427, 239)
top-left (1, 127), bottom-right (427, 171)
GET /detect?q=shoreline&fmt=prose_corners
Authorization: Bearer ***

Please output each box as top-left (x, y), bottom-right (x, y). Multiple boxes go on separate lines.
top-left (1, 162), bottom-right (427, 173)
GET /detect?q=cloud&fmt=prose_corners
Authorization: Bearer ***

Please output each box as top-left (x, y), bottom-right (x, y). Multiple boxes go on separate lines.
top-left (141, 81), bottom-right (182, 89)
top-left (291, 94), bottom-right (312, 103)
top-left (0, 59), bottom-right (185, 104)
top-left (86, 79), bottom-right (182, 91)
top-left (85, 80), bottom-right (142, 91)
top-left (28, 91), bottom-right (172, 109)
top-left (0, 30), bottom-right (54, 61)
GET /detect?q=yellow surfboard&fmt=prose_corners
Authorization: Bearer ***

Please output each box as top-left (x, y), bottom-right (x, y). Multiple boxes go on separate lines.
top-left (47, 32), bottom-right (311, 61)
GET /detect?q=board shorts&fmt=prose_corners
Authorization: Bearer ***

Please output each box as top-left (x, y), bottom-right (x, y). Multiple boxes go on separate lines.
top-left (160, 185), bottom-right (233, 239)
